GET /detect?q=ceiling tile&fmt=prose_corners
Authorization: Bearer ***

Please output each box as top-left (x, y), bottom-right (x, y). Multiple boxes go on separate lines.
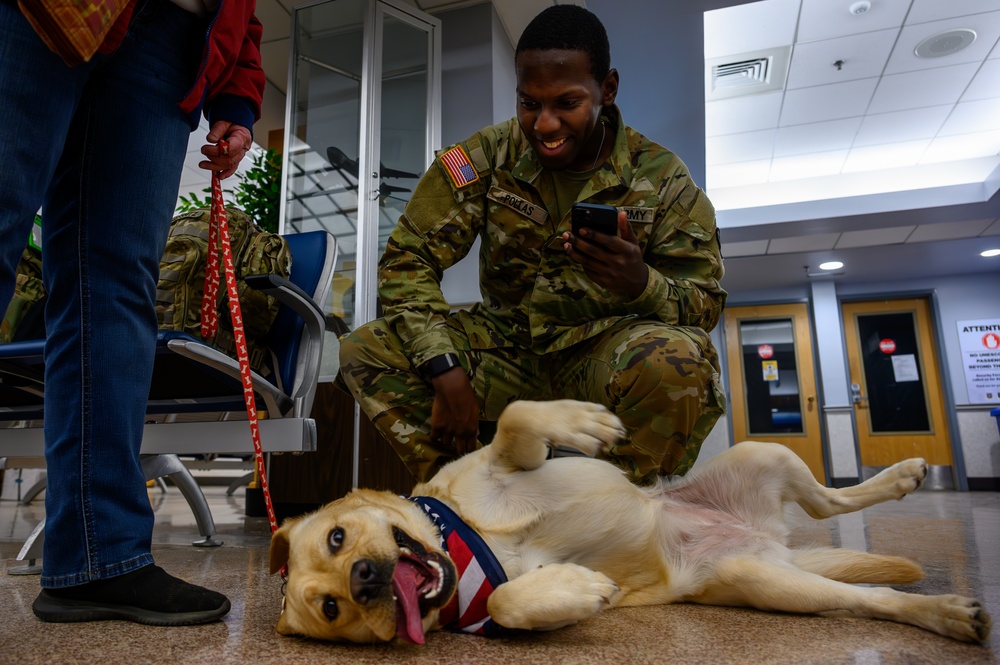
top-left (705, 92), bottom-right (783, 137)
top-left (885, 11), bottom-right (1000, 75)
top-left (703, 0), bottom-right (800, 59)
top-left (769, 150), bottom-right (848, 181)
top-left (867, 63), bottom-right (979, 114)
top-left (842, 140), bottom-right (931, 172)
top-left (721, 239), bottom-right (770, 257)
top-left (779, 78), bottom-right (879, 125)
top-left (256, 0), bottom-right (292, 41)
top-left (836, 226), bottom-right (915, 248)
top-left (939, 97), bottom-right (1000, 135)
top-left (261, 39), bottom-right (291, 94)
top-left (982, 218), bottom-right (1000, 235)
top-left (768, 233), bottom-right (841, 254)
top-left (179, 165), bottom-right (207, 189)
top-left (920, 130), bottom-right (1000, 163)
top-left (906, 218), bottom-right (997, 242)
top-left (906, 0), bottom-right (1000, 24)
top-left (853, 105), bottom-right (951, 146)
top-left (706, 129), bottom-right (776, 165)
top-left (963, 58), bottom-right (1000, 101)
top-left (785, 30), bottom-right (897, 89)
top-left (706, 159), bottom-right (772, 189)
top-left (773, 117), bottom-right (862, 156)
top-left (797, 0), bottom-right (910, 43)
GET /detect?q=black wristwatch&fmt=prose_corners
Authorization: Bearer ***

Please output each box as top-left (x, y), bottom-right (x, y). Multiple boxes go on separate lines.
top-left (419, 353), bottom-right (461, 381)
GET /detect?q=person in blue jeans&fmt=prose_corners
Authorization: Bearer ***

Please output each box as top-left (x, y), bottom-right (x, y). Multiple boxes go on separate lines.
top-left (0, 0), bottom-right (265, 624)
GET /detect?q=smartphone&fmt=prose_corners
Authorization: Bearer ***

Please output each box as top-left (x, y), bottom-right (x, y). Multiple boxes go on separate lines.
top-left (571, 202), bottom-right (619, 237)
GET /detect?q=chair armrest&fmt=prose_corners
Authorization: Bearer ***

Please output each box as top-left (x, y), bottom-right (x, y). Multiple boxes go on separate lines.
top-left (245, 274), bottom-right (326, 412)
top-left (245, 274), bottom-right (324, 323)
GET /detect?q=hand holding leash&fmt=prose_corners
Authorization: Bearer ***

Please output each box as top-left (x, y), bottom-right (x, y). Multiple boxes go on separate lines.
top-left (198, 121), bottom-right (252, 178)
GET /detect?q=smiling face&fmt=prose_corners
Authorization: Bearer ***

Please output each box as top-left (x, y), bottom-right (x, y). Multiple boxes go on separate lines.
top-left (269, 489), bottom-right (457, 644)
top-left (515, 48), bottom-right (618, 172)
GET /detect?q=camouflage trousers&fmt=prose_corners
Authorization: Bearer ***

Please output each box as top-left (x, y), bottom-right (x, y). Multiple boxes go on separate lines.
top-left (339, 317), bottom-right (726, 485)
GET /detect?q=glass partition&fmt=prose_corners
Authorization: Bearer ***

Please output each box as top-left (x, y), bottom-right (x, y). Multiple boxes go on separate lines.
top-left (282, 0), bottom-right (440, 333)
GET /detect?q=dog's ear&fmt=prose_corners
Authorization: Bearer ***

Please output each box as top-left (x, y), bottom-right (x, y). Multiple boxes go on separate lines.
top-left (269, 523), bottom-right (292, 574)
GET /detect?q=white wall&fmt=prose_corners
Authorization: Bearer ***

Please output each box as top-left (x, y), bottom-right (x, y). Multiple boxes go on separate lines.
top-left (437, 3), bottom-right (514, 308)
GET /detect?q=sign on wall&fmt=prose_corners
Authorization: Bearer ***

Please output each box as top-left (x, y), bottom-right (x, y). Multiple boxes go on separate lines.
top-left (956, 319), bottom-right (1000, 404)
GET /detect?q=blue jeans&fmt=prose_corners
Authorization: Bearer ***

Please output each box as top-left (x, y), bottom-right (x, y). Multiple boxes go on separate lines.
top-left (0, 0), bottom-right (203, 586)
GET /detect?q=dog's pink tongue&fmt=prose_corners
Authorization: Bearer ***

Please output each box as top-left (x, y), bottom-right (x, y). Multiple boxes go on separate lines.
top-left (392, 560), bottom-right (426, 645)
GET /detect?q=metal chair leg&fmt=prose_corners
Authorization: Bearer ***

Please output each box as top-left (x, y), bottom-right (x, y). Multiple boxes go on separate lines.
top-left (141, 454), bottom-right (223, 547)
top-left (9, 518), bottom-right (44, 575)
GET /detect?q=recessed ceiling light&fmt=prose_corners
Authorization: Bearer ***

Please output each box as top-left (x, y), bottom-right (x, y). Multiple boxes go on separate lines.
top-left (915, 29), bottom-right (976, 59)
top-left (819, 261), bottom-right (844, 270)
top-left (982, 249), bottom-right (1000, 257)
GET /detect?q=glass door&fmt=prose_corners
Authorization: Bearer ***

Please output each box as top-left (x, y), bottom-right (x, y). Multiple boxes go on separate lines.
top-left (724, 303), bottom-right (826, 482)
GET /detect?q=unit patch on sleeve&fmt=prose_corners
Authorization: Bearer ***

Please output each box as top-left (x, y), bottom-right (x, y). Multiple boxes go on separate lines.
top-left (439, 145), bottom-right (480, 189)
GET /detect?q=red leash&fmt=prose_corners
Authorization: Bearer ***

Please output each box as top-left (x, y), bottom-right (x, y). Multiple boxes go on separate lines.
top-left (200, 140), bottom-right (281, 542)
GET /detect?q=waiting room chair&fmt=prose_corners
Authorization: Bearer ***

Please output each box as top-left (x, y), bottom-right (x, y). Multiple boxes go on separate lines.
top-left (0, 230), bottom-right (337, 572)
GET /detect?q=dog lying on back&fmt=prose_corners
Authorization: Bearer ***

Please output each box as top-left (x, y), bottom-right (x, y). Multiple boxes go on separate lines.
top-left (269, 399), bottom-right (991, 644)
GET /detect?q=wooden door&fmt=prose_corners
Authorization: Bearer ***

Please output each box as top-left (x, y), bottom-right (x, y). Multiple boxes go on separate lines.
top-left (724, 303), bottom-right (826, 482)
top-left (841, 298), bottom-right (953, 486)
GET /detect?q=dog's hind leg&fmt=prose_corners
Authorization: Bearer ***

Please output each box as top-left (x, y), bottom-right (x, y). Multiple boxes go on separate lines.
top-left (692, 556), bottom-right (990, 643)
top-left (490, 400), bottom-right (626, 472)
top-left (486, 563), bottom-right (620, 631)
top-left (791, 547), bottom-right (924, 585)
top-left (709, 441), bottom-right (927, 519)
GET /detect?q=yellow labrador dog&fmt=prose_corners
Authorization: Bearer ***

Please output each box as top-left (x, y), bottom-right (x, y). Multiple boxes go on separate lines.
top-left (269, 399), bottom-right (991, 645)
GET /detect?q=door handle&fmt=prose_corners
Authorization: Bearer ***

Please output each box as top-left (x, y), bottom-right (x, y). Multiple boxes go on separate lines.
top-left (850, 383), bottom-right (867, 404)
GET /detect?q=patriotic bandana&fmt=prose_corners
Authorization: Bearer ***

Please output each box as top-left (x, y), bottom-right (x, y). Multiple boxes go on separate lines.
top-left (408, 496), bottom-right (507, 636)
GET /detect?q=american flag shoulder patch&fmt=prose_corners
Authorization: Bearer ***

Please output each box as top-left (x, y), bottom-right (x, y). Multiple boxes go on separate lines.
top-left (439, 145), bottom-right (480, 189)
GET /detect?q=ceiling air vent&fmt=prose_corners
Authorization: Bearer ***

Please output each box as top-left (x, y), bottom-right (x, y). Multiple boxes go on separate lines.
top-left (705, 46), bottom-right (791, 101)
top-left (713, 57), bottom-right (770, 91)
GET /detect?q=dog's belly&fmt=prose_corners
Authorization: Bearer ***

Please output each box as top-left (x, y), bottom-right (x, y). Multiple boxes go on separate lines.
top-left (662, 501), bottom-right (778, 561)
top-left (642, 498), bottom-right (790, 602)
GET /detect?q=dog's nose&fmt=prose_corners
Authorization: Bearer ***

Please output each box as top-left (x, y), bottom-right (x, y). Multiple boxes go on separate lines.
top-left (350, 558), bottom-right (386, 605)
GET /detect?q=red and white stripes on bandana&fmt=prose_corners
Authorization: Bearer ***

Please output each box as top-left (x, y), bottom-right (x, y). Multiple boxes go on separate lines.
top-left (408, 496), bottom-right (507, 636)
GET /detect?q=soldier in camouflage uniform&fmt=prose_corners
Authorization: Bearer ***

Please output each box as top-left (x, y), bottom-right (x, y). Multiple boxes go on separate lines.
top-left (340, 5), bottom-right (726, 485)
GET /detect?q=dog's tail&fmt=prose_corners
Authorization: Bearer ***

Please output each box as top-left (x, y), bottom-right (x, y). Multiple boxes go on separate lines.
top-left (791, 547), bottom-right (924, 585)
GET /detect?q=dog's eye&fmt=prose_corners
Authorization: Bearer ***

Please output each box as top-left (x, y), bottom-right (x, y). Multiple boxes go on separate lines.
top-left (328, 527), bottom-right (345, 554)
top-left (322, 596), bottom-right (339, 621)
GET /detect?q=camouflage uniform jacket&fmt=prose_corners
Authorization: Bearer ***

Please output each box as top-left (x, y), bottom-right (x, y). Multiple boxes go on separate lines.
top-left (378, 105), bottom-right (727, 368)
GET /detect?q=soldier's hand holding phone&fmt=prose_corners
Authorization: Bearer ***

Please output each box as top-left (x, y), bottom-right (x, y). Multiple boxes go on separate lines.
top-left (564, 202), bottom-right (648, 299)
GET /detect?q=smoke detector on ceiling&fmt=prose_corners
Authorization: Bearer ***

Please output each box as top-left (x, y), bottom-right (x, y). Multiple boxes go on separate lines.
top-left (915, 29), bottom-right (977, 58)
top-left (849, 1), bottom-right (871, 15)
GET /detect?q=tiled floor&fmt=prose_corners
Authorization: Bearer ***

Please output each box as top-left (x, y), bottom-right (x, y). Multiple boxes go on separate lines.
top-left (1, 481), bottom-right (997, 664)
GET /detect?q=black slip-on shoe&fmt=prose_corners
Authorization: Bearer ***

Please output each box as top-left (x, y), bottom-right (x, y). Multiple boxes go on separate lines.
top-left (32, 589), bottom-right (231, 626)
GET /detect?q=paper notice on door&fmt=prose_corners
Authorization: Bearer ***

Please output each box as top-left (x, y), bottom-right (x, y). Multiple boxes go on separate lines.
top-left (891, 354), bottom-right (919, 382)
top-left (762, 360), bottom-right (778, 381)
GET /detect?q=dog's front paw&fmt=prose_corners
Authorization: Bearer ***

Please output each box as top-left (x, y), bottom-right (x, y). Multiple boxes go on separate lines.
top-left (541, 400), bottom-right (626, 458)
top-left (487, 563), bottom-right (619, 631)
top-left (886, 458), bottom-right (928, 498)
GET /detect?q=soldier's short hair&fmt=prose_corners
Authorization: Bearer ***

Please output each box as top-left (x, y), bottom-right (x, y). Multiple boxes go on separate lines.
top-left (515, 5), bottom-right (611, 83)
